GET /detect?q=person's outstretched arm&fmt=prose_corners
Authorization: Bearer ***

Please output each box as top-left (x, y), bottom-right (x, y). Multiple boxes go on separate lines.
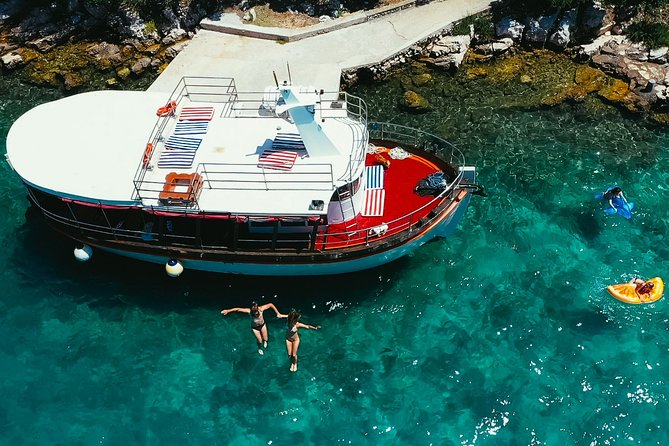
top-left (221, 307), bottom-right (250, 316)
top-left (261, 303), bottom-right (284, 318)
top-left (297, 322), bottom-right (320, 330)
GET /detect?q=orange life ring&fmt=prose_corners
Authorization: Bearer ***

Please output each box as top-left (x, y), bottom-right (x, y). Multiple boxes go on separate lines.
top-left (142, 143), bottom-right (154, 167)
top-left (156, 100), bottom-right (177, 117)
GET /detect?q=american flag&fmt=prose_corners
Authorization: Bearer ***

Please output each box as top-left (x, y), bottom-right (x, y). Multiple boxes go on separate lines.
top-left (362, 189), bottom-right (385, 217)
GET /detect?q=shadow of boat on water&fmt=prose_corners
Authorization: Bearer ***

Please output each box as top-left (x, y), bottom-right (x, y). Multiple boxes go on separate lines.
top-left (12, 205), bottom-right (409, 315)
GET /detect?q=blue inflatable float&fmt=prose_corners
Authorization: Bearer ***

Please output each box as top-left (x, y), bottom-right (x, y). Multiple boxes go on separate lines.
top-left (595, 186), bottom-right (634, 220)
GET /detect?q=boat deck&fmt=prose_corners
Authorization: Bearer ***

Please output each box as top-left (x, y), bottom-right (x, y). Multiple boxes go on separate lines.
top-left (317, 148), bottom-right (450, 249)
top-left (136, 87), bottom-right (368, 216)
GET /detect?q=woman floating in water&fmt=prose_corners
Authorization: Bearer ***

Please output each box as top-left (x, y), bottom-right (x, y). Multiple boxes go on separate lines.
top-left (596, 186), bottom-right (634, 219)
top-left (631, 278), bottom-right (655, 301)
top-left (221, 302), bottom-right (285, 355)
top-left (283, 309), bottom-right (320, 372)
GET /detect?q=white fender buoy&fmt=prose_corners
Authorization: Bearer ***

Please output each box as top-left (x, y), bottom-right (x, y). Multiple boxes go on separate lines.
top-left (165, 259), bottom-right (184, 277)
top-left (73, 244), bottom-right (93, 262)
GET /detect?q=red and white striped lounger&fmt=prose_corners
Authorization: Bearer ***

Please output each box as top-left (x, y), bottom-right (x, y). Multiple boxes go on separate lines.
top-left (257, 149), bottom-right (299, 171)
top-left (362, 189), bottom-right (386, 217)
top-left (178, 106), bottom-right (215, 122)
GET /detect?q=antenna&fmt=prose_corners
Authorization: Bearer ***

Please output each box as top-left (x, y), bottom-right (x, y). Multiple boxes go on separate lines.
top-left (272, 71), bottom-right (278, 87)
top-left (287, 62), bottom-right (292, 86)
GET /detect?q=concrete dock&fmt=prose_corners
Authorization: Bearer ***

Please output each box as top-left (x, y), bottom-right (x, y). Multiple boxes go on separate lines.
top-left (149, 0), bottom-right (493, 93)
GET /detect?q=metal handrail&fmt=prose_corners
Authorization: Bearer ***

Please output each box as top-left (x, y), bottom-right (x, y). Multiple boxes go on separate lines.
top-left (319, 122), bottom-right (468, 245)
top-left (197, 162), bottom-right (335, 192)
top-left (132, 76), bottom-right (239, 198)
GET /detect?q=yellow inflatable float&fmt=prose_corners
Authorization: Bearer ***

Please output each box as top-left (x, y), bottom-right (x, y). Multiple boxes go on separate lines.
top-left (607, 277), bottom-right (664, 304)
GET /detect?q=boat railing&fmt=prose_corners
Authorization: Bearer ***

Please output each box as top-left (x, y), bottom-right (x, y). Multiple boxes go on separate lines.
top-left (317, 122), bottom-right (469, 248)
top-left (368, 122), bottom-right (467, 170)
top-left (196, 162), bottom-right (335, 191)
top-left (132, 76), bottom-right (239, 191)
top-left (132, 162), bottom-right (335, 209)
top-left (319, 186), bottom-right (459, 249)
top-left (171, 76), bottom-right (239, 104)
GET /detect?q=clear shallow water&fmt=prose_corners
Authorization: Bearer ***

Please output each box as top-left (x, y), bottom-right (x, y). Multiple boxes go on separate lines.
top-left (2, 70), bottom-right (669, 445)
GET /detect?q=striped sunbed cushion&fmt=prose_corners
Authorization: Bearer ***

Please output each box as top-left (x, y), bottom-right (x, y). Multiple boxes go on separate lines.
top-left (165, 136), bottom-right (202, 151)
top-left (257, 149), bottom-right (299, 171)
top-left (157, 149), bottom-right (197, 168)
top-left (273, 132), bottom-right (306, 151)
top-left (173, 121), bottom-right (209, 136)
top-left (362, 189), bottom-right (386, 217)
top-left (179, 106), bottom-right (215, 121)
top-left (365, 165), bottom-right (384, 190)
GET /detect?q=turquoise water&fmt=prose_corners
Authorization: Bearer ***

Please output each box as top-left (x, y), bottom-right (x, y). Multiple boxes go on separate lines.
top-left (2, 71), bottom-right (669, 445)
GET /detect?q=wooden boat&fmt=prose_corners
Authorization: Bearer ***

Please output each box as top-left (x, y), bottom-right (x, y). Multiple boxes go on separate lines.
top-left (6, 77), bottom-right (483, 276)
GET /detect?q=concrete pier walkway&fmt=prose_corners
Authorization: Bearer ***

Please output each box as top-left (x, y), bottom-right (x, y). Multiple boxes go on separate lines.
top-left (149, 0), bottom-right (493, 94)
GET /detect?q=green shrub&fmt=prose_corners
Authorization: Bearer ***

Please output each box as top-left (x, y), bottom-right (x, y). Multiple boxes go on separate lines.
top-left (452, 14), bottom-right (495, 42)
top-left (494, 0), bottom-right (586, 16)
top-left (145, 20), bottom-right (157, 34)
top-left (628, 21), bottom-right (669, 48)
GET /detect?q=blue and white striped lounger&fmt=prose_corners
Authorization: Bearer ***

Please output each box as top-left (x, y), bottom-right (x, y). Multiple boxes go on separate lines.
top-left (157, 149), bottom-right (197, 168)
top-left (272, 132), bottom-right (307, 157)
top-left (173, 121), bottom-right (209, 136)
top-left (365, 165), bottom-right (384, 190)
top-left (164, 136), bottom-right (202, 151)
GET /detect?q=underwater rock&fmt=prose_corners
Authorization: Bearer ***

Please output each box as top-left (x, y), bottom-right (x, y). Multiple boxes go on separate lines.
top-left (574, 65), bottom-right (606, 87)
top-left (131, 57), bottom-right (152, 74)
top-left (412, 73), bottom-right (432, 86)
top-left (62, 71), bottom-right (84, 90)
top-left (142, 43), bottom-right (162, 55)
top-left (465, 66), bottom-right (488, 80)
top-left (116, 66), bottom-right (131, 79)
top-left (87, 42), bottom-right (123, 69)
top-left (599, 79), bottom-right (633, 109)
top-left (26, 70), bottom-right (59, 87)
top-left (542, 65), bottom-right (606, 106)
top-left (401, 90), bottom-right (431, 112)
top-left (1, 52), bottom-right (23, 69)
top-left (1, 47), bottom-right (39, 69)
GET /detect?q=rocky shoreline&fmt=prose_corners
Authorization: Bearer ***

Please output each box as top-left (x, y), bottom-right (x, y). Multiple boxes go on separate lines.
top-left (0, 0), bottom-right (199, 90)
top-left (1, 1), bottom-right (669, 122)
top-left (343, 2), bottom-right (669, 121)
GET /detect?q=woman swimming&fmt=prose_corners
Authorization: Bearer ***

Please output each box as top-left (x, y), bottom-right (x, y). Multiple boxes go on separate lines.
top-left (283, 309), bottom-right (320, 372)
top-left (221, 302), bottom-right (285, 355)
